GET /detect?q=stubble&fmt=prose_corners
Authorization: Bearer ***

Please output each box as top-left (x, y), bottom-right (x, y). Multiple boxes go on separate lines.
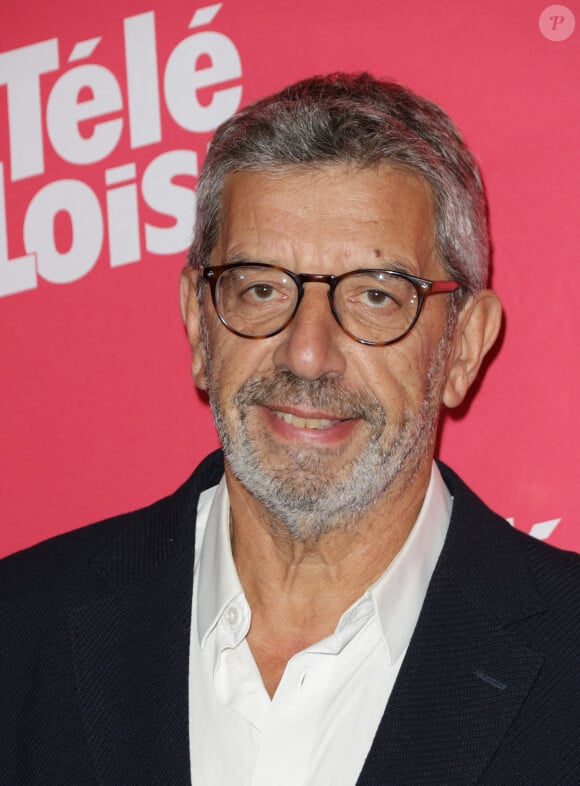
top-left (203, 318), bottom-right (452, 541)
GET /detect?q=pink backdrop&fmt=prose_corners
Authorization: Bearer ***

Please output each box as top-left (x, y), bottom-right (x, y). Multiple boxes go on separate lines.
top-left (1, 0), bottom-right (578, 557)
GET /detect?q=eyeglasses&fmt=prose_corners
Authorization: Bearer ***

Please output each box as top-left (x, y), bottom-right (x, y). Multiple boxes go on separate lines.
top-left (202, 262), bottom-right (462, 346)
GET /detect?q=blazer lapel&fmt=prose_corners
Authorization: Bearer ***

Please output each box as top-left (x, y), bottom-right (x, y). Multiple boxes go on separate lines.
top-left (70, 548), bottom-right (194, 785)
top-left (358, 466), bottom-right (547, 785)
top-left (356, 568), bottom-right (544, 785)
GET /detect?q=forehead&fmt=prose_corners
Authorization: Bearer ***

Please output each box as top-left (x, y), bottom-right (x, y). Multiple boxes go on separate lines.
top-left (215, 164), bottom-right (439, 275)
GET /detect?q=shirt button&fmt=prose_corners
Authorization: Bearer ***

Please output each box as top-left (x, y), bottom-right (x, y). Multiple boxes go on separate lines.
top-left (225, 606), bottom-right (239, 626)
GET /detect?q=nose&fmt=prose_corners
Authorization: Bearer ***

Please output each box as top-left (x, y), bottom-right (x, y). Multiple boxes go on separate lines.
top-left (271, 285), bottom-right (347, 381)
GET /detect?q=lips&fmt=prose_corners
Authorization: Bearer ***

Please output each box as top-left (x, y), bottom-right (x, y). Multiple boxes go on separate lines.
top-left (233, 370), bottom-right (386, 439)
top-left (271, 410), bottom-right (340, 430)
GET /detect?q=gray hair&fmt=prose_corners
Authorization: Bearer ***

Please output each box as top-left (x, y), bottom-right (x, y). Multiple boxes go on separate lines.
top-left (188, 72), bottom-right (490, 292)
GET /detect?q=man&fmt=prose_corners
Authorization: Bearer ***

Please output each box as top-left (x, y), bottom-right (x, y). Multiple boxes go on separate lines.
top-left (1, 74), bottom-right (578, 784)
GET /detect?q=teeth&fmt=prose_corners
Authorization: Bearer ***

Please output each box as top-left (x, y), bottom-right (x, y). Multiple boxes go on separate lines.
top-left (273, 411), bottom-right (337, 430)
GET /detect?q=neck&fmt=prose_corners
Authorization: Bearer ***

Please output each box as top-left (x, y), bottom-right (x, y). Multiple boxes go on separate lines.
top-left (224, 457), bottom-right (433, 694)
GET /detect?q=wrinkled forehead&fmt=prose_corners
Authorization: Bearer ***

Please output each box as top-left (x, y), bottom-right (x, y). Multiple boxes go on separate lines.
top-left (213, 164), bottom-right (440, 276)
top-left (219, 161), bottom-right (434, 208)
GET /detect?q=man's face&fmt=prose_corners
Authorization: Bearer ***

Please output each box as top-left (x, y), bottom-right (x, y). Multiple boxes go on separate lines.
top-left (193, 165), bottom-right (458, 539)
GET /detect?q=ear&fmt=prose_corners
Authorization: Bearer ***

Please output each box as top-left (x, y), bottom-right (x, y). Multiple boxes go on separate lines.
top-left (179, 266), bottom-right (208, 391)
top-left (443, 290), bottom-right (502, 409)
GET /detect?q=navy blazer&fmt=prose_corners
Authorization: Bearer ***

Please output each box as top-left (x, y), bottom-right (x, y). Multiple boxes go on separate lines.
top-left (1, 451), bottom-right (579, 784)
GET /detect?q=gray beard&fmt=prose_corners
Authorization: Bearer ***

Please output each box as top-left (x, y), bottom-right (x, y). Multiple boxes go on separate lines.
top-left (205, 332), bottom-right (450, 542)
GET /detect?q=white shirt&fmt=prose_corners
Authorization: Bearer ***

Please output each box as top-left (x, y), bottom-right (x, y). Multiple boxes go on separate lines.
top-left (189, 464), bottom-right (452, 785)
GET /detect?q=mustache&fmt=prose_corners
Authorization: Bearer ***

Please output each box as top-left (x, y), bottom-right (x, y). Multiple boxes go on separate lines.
top-left (234, 370), bottom-right (386, 426)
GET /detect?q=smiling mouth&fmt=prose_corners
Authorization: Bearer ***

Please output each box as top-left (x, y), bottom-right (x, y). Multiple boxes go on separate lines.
top-left (271, 410), bottom-right (343, 430)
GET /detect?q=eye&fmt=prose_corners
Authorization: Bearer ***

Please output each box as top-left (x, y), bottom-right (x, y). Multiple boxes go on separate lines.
top-left (349, 287), bottom-right (402, 310)
top-left (360, 288), bottom-right (395, 307)
top-left (247, 283), bottom-right (278, 300)
top-left (237, 278), bottom-right (291, 305)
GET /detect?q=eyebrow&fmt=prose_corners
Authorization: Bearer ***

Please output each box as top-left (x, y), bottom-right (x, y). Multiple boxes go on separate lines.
top-left (221, 251), bottom-right (274, 266)
top-left (219, 253), bottom-right (421, 276)
top-left (384, 261), bottom-right (423, 277)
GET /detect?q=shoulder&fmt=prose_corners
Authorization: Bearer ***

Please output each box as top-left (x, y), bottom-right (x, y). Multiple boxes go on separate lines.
top-left (0, 450), bottom-right (225, 606)
top-left (438, 460), bottom-right (580, 629)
